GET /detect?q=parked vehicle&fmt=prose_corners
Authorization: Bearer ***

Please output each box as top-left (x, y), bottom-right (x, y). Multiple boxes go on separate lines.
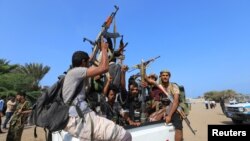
top-left (224, 102), bottom-right (250, 124)
top-left (52, 121), bottom-right (175, 141)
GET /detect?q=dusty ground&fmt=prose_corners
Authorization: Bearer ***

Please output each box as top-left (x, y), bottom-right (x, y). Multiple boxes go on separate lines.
top-left (183, 102), bottom-right (233, 141)
top-left (0, 102), bottom-right (233, 141)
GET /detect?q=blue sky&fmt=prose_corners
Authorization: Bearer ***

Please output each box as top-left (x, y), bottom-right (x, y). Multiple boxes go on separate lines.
top-left (1, 0), bottom-right (250, 98)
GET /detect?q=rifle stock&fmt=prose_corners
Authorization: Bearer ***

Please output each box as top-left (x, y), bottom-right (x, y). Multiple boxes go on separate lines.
top-left (155, 83), bottom-right (196, 135)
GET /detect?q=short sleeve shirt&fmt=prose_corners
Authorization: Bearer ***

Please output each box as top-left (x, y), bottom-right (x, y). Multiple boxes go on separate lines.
top-left (63, 67), bottom-right (91, 116)
top-left (166, 83), bottom-right (180, 96)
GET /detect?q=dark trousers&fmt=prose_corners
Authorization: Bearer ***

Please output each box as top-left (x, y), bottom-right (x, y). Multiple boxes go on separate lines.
top-left (3, 112), bottom-right (13, 128)
top-left (6, 120), bottom-right (25, 141)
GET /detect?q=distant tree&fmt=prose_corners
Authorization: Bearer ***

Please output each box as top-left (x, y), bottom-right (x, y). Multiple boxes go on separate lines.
top-left (0, 60), bottom-right (50, 101)
top-left (15, 63), bottom-right (50, 90)
top-left (204, 89), bottom-right (237, 102)
top-left (0, 59), bottom-right (18, 74)
top-left (0, 89), bottom-right (17, 100)
top-left (222, 89), bottom-right (237, 98)
top-left (26, 91), bottom-right (42, 104)
top-left (0, 73), bottom-right (34, 92)
top-left (197, 96), bottom-right (203, 99)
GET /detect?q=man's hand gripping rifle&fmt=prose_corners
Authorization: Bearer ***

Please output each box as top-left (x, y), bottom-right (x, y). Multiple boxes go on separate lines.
top-left (83, 5), bottom-right (121, 66)
top-left (145, 78), bottom-right (197, 135)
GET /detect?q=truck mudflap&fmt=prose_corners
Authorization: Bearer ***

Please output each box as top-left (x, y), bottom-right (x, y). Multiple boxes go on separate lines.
top-left (52, 121), bottom-right (175, 141)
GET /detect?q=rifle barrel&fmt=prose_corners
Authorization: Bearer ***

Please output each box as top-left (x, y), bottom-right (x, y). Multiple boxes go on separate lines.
top-left (184, 118), bottom-right (197, 135)
top-left (129, 55), bottom-right (160, 72)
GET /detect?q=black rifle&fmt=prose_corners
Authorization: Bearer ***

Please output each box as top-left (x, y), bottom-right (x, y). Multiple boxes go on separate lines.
top-left (116, 36), bottom-right (128, 65)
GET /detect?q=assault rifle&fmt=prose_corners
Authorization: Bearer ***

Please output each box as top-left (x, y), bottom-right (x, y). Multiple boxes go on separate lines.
top-left (83, 5), bottom-right (121, 66)
top-left (147, 80), bottom-right (197, 135)
top-left (129, 56), bottom-right (160, 73)
top-left (130, 56), bottom-right (160, 123)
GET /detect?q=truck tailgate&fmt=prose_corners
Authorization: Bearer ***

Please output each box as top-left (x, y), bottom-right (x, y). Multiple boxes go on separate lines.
top-left (127, 122), bottom-right (175, 141)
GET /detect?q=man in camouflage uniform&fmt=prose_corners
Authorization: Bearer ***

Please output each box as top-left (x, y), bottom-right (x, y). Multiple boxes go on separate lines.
top-left (6, 92), bottom-right (31, 141)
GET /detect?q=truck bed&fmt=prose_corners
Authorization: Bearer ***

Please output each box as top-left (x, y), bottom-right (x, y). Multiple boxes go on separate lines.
top-left (52, 120), bottom-right (175, 141)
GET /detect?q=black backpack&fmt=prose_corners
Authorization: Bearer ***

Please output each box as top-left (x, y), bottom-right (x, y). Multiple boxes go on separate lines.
top-left (29, 74), bottom-right (83, 140)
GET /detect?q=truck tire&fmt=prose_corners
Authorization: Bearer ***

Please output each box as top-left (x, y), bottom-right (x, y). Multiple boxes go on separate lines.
top-left (231, 118), bottom-right (243, 124)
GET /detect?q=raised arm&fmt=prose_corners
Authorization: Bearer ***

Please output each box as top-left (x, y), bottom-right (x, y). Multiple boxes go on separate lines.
top-left (103, 76), bottom-right (112, 96)
top-left (87, 36), bottom-right (109, 77)
top-left (120, 65), bottom-right (128, 90)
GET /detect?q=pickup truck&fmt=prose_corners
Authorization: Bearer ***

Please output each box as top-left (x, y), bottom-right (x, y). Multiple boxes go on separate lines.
top-left (224, 102), bottom-right (250, 124)
top-left (52, 121), bottom-right (175, 141)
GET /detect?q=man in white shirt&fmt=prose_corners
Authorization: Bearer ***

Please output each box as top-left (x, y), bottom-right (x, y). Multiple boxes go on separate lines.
top-left (3, 97), bottom-right (16, 129)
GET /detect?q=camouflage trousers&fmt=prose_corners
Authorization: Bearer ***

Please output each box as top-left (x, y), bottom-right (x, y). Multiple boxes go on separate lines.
top-left (6, 122), bottom-right (24, 141)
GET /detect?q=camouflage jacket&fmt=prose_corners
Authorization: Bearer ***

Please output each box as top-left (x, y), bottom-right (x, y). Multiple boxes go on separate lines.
top-left (10, 101), bottom-right (31, 127)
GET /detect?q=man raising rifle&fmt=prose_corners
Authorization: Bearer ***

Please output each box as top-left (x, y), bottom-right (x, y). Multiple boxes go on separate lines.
top-left (62, 37), bottom-right (132, 141)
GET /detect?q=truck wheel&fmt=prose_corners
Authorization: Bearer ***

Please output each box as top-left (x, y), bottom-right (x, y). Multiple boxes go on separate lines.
top-left (231, 119), bottom-right (243, 124)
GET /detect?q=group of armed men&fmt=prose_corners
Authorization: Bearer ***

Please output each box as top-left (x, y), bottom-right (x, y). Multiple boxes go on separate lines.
top-left (60, 37), bottom-right (184, 141)
top-left (89, 61), bottom-right (178, 127)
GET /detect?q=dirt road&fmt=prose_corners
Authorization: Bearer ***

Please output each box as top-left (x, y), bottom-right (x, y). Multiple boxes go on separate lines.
top-left (183, 102), bottom-right (233, 141)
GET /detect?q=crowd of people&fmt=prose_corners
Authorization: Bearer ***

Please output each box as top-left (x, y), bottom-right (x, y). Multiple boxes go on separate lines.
top-left (61, 37), bottom-right (184, 141)
top-left (0, 37), bottom-right (184, 141)
top-left (0, 92), bottom-right (32, 141)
